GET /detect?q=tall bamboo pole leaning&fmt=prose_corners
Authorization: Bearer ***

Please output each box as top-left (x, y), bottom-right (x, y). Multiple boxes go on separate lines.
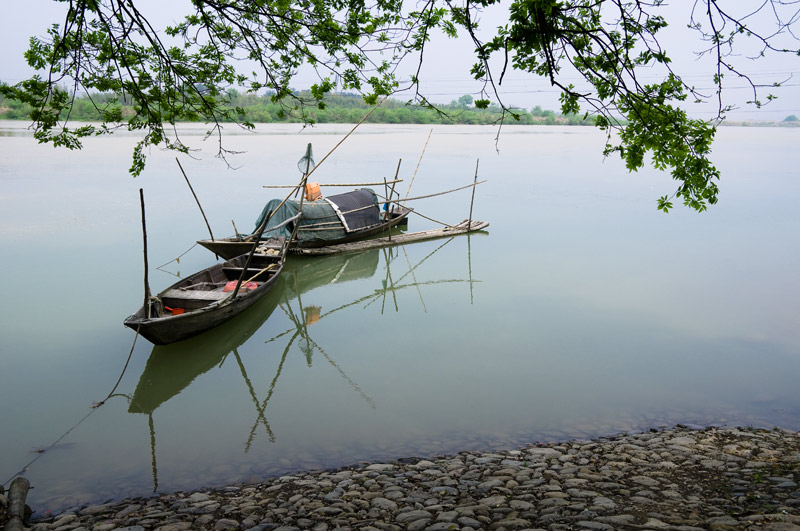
top-left (403, 129), bottom-right (433, 204)
top-left (258, 100), bottom-right (387, 235)
top-left (229, 213), bottom-right (271, 298)
top-left (139, 189), bottom-right (152, 318)
top-left (290, 98), bottom-right (387, 184)
top-left (176, 158), bottom-right (215, 242)
top-left (232, 146), bottom-right (313, 298)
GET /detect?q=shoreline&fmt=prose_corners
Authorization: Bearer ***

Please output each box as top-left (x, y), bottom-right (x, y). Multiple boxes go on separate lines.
top-left (14, 424), bottom-right (800, 530)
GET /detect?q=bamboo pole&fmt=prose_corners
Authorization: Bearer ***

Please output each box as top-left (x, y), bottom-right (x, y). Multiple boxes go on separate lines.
top-left (230, 212), bottom-right (272, 298)
top-left (402, 245), bottom-right (427, 313)
top-left (405, 208), bottom-right (453, 228)
top-left (249, 184), bottom-right (303, 241)
top-left (245, 167), bottom-right (310, 243)
top-left (383, 177), bottom-right (391, 243)
top-left (242, 264), bottom-right (278, 285)
top-left (253, 102), bottom-right (384, 241)
top-left (264, 179), bottom-right (403, 189)
top-left (139, 189), bottom-right (152, 319)
top-left (301, 99), bottom-right (386, 183)
top-left (468, 159), bottom-right (479, 229)
top-left (380, 180), bottom-right (487, 204)
top-left (230, 213), bottom-right (300, 298)
top-left (176, 158), bottom-right (214, 241)
top-left (404, 129), bottom-right (433, 204)
top-left (388, 159), bottom-right (401, 215)
top-left (246, 102), bottom-right (385, 246)
top-left (289, 152), bottom-right (312, 244)
top-left (149, 413), bottom-right (158, 492)
top-left (467, 233), bottom-right (474, 305)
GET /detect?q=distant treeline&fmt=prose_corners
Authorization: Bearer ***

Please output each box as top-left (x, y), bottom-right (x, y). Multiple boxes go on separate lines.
top-left (0, 87), bottom-right (599, 126)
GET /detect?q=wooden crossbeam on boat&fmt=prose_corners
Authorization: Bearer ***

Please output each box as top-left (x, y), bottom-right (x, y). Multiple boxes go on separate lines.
top-left (263, 179), bottom-right (403, 188)
top-left (291, 220), bottom-right (489, 256)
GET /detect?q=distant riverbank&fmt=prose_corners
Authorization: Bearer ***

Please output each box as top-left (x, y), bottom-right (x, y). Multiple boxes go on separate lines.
top-left (0, 90), bottom-right (599, 126)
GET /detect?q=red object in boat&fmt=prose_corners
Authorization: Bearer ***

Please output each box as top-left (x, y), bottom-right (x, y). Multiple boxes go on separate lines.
top-left (223, 281), bottom-right (258, 292)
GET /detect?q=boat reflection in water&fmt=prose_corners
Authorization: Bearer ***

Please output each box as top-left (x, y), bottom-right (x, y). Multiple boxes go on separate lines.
top-left (127, 234), bottom-right (483, 491)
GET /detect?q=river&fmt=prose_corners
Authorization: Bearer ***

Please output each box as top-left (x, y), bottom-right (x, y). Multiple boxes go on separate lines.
top-left (1, 121), bottom-right (798, 513)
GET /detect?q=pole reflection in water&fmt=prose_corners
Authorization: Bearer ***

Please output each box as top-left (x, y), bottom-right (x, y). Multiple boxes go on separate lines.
top-left (125, 237), bottom-right (483, 493)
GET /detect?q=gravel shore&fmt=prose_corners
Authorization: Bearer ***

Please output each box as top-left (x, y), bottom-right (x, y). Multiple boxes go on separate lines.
top-left (13, 425), bottom-right (800, 530)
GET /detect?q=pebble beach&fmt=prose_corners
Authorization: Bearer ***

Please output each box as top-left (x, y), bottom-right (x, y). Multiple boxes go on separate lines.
top-left (7, 425), bottom-right (800, 531)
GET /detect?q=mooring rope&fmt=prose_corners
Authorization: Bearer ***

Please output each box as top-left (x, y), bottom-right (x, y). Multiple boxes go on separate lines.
top-left (2, 408), bottom-right (97, 488)
top-left (156, 242), bottom-right (198, 271)
top-left (2, 328), bottom-right (141, 487)
top-left (93, 327), bottom-right (140, 408)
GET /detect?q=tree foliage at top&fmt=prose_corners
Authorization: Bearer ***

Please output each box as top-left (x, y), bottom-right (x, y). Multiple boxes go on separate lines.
top-left (451, 0), bottom-right (798, 212)
top-left (1, 0), bottom-right (798, 211)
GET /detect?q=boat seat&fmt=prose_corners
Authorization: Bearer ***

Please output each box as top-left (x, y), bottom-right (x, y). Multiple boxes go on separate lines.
top-left (161, 288), bottom-right (230, 302)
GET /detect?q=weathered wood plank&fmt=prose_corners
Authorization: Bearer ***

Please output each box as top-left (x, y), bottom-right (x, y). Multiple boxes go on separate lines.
top-left (161, 288), bottom-right (229, 301)
top-left (292, 220), bottom-right (489, 256)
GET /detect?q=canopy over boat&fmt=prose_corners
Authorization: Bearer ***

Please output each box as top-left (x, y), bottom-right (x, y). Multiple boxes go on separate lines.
top-left (253, 188), bottom-right (381, 246)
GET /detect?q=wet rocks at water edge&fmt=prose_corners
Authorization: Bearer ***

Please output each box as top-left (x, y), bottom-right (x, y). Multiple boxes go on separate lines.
top-left (26, 426), bottom-right (800, 530)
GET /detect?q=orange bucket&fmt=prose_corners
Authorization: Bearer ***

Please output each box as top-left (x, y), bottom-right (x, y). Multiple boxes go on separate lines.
top-left (305, 182), bottom-right (322, 201)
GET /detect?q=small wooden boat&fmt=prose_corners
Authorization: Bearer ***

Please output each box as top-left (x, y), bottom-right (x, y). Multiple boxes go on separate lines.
top-left (198, 188), bottom-right (411, 259)
top-left (124, 238), bottom-right (288, 345)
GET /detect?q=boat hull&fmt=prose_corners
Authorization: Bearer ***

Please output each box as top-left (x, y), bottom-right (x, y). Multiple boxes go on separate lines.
top-left (198, 208), bottom-right (410, 259)
top-left (124, 248), bottom-right (285, 345)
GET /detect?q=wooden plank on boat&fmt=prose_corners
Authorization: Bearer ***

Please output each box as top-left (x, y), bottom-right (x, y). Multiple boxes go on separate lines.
top-left (292, 220), bottom-right (489, 256)
top-left (161, 288), bottom-right (229, 301)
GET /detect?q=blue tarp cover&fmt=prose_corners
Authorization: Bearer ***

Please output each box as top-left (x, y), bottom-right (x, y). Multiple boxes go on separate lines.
top-left (252, 188), bottom-right (380, 245)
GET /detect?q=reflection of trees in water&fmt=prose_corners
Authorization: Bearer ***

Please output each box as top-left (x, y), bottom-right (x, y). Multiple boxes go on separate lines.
top-left (128, 236), bottom-right (481, 492)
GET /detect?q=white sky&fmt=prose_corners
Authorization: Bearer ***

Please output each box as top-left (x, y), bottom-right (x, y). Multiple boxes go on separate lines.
top-left (1, 0), bottom-right (798, 121)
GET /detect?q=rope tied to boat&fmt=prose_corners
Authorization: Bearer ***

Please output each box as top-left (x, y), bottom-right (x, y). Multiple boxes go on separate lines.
top-left (3, 326), bottom-right (141, 487)
top-left (155, 243), bottom-right (198, 272)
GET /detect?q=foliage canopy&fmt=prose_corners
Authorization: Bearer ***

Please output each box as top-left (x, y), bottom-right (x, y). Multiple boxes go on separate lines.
top-left (1, 0), bottom-right (798, 211)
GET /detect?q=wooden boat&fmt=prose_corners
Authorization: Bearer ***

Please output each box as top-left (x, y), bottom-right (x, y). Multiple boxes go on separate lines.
top-left (128, 284), bottom-right (285, 415)
top-left (198, 188), bottom-right (411, 259)
top-left (124, 237), bottom-right (288, 345)
top-left (127, 250), bottom-right (378, 415)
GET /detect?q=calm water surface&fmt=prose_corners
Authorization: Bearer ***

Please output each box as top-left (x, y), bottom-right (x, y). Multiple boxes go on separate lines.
top-left (1, 121), bottom-right (798, 513)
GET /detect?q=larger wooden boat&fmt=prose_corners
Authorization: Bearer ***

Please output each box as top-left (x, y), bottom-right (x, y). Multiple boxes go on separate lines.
top-left (124, 238), bottom-right (288, 345)
top-left (198, 188), bottom-right (410, 259)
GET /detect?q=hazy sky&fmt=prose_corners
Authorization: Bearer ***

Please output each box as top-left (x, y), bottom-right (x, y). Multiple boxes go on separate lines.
top-left (1, 0), bottom-right (798, 121)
